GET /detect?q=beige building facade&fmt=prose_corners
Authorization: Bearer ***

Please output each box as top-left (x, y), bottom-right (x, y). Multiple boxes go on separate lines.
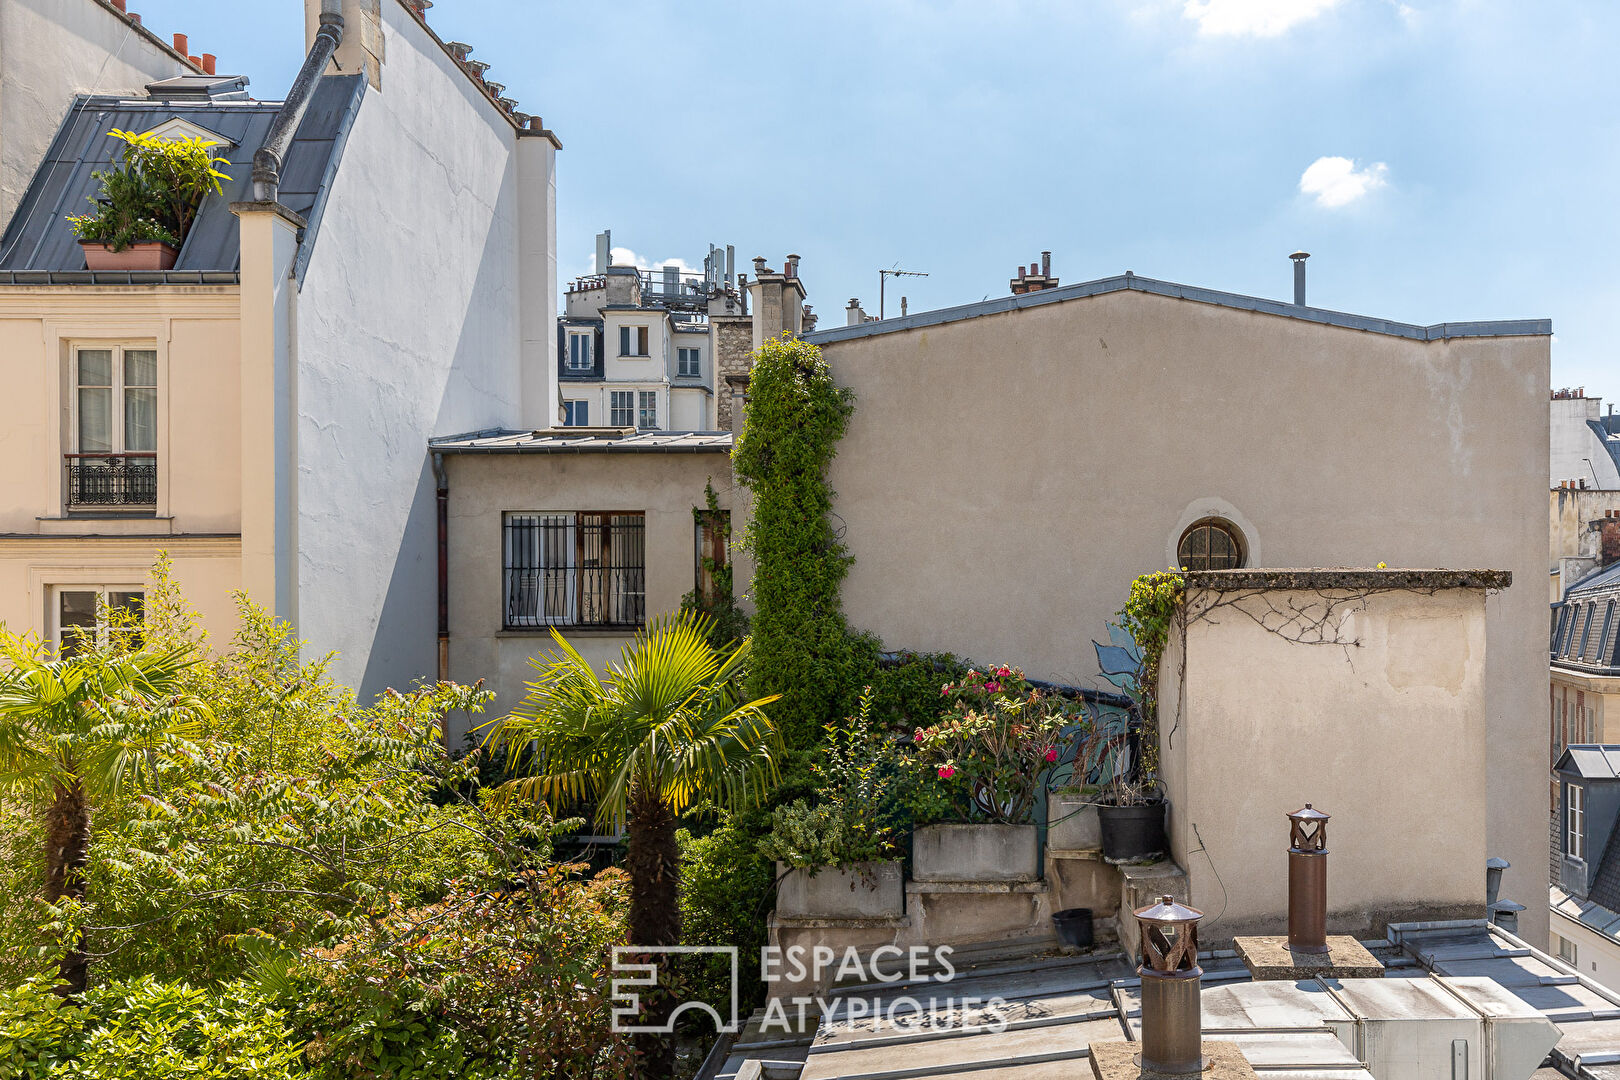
top-left (804, 272), bottom-right (1551, 941)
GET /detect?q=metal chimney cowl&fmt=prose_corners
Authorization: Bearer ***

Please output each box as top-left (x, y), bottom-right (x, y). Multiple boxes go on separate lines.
top-left (1287, 804), bottom-right (1330, 954)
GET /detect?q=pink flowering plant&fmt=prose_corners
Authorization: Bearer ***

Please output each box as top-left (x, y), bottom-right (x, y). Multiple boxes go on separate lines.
top-left (904, 666), bottom-right (1078, 826)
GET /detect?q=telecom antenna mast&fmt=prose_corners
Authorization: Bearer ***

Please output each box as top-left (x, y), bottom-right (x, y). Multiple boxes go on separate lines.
top-left (879, 266), bottom-right (928, 319)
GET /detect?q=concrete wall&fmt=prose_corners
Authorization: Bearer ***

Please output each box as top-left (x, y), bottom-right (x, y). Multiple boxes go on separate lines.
top-left (0, 0), bottom-right (190, 227)
top-left (1161, 578), bottom-right (1490, 940)
top-left (814, 287), bottom-right (1550, 941)
top-left (443, 450), bottom-right (732, 742)
top-left (1551, 487), bottom-right (1620, 602)
top-left (1552, 397), bottom-right (1620, 490)
top-left (293, 0), bottom-right (553, 699)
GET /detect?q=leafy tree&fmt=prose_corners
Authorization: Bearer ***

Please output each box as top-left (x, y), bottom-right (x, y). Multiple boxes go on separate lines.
top-left (0, 637), bottom-right (203, 993)
top-left (484, 612), bottom-right (781, 1074)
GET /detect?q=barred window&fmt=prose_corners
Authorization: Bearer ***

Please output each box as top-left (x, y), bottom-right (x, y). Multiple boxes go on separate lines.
top-left (1177, 519), bottom-right (1244, 571)
top-left (504, 512), bottom-right (645, 629)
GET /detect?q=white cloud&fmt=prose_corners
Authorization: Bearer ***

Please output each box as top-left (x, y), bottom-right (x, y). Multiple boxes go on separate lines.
top-left (587, 247), bottom-right (698, 274)
top-left (1298, 155), bottom-right (1389, 208)
top-left (1183, 0), bottom-right (1341, 37)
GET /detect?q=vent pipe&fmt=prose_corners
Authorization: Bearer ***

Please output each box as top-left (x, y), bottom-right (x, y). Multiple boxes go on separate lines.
top-left (1485, 856), bottom-right (1509, 907)
top-left (1287, 804), bottom-right (1330, 954)
top-left (1290, 251), bottom-right (1310, 305)
top-left (252, 9), bottom-right (344, 202)
top-left (1135, 895), bottom-right (1206, 1075)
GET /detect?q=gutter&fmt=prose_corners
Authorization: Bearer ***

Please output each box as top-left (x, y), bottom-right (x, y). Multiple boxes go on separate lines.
top-left (252, 8), bottom-right (344, 202)
top-left (430, 444), bottom-right (732, 456)
top-left (432, 451), bottom-right (450, 692)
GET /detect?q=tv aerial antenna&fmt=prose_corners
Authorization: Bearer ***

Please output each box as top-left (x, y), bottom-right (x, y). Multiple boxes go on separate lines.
top-left (879, 265), bottom-right (928, 320)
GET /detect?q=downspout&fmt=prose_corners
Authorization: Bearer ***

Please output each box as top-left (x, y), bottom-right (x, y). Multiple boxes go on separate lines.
top-left (433, 451), bottom-right (450, 689)
top-left (252, 8), bottom-right (344, 202)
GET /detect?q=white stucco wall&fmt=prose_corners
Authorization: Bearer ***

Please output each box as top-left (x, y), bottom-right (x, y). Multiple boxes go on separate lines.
top-left (293, 0), bottom-right (553, 698)
top-left (1552, 908), bottom-right (1620, 992)
top-left (0, 0), bottom-right (190, 226)
top-left (1552, 398), bottom-right (1620, 490)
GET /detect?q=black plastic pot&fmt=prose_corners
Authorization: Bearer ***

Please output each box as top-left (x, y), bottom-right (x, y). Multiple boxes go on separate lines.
top-left (1053, 907), bottom-right (1094, 948)
top-left (1097, 800), bottom-right (1167, 864)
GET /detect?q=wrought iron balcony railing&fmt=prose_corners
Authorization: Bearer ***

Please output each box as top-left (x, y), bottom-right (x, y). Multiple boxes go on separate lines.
top-left (65, 453), bottom-right (157, 509)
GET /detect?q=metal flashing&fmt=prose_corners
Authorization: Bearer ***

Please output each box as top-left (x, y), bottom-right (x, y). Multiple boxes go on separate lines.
top-left (803, 273), bottom-right (1551, 346)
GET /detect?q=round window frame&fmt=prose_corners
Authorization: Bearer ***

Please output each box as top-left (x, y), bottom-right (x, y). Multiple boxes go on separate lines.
top-left (1176, 518), bottom-right (1246, 572)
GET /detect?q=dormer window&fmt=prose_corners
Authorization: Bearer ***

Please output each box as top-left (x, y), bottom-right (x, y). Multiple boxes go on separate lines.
top-left (1568, 782), bottom-right (1586, 860)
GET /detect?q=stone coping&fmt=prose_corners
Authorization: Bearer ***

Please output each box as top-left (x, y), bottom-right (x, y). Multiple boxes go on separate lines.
top-left (768, 913), bottom-right (909, 930)
top-left (1184, 568), bottom-right (1512, 592)
top-left (1232, 935), bottom-right (1385, 980)
top-left (1089, 1039), bottom-right (1257, 1080)
top-left (904, 880), bottom-right (1049, 895)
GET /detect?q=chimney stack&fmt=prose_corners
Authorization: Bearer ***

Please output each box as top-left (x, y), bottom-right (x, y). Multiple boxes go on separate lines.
top-left (201, 53), bottom-right (217, 74)
top-left (173, 32), bottom-right (188, 54)
top-left (1135, 896), bottom-right (1207, 1075)
top-left (1287, 804), bottom-right (1330, 954)
top-left (1290, 251), bottom-right (1310, 305)
top-left (1602, 518), bottom-right (1620, 567)
top-left (1010, 249), bottom-right (1059, 295)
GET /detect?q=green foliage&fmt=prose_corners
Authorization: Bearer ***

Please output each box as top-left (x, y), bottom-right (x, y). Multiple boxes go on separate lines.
top-left (483, 611), bottom-right (783, 829)
top-left (732, 335), bottom-right (866, 752)
top-left (67, 130), bottom-right (228, 252)
top-left (677, 816), bottom-right (774, 1016)
top-left (866, 651), bottom-right (968, 730)
top-left (904, 666), bottom-right (1076, 825)
top-left (0, 976), bottom-right (88, 1078)
top-left (679, 481), bottom-right (750, 652)
top-left (1116, 569), bottom-right (1185, 774)
top-left (760, 689), bottom-right (906, 868)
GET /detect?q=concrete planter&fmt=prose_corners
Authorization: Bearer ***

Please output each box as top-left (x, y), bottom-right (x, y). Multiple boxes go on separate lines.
top-left (1047, 790), bottom-right (1101, 852)
top-left (913, 823), bottom-right (1039, 882)
top-left (776, 861), bottom-right (904, 919)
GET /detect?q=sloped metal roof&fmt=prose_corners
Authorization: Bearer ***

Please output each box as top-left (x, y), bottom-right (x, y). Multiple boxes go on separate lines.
top-left (1557, 746), bottom-right (1620, 780)
top-left (0, 74), bottom-right (365, 278)
top-left (430, 428), bottom-right (734, 454)
top-left (1568, 564), bottom-right (1620, 600)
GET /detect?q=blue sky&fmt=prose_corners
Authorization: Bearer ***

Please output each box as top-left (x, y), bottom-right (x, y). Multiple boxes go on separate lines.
top-left (145, 0), bottom-right (1617, 398)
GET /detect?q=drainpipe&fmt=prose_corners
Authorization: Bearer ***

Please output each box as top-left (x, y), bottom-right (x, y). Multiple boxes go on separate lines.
top-left (433, 451), bottom-right (450, 692)
top-left (252, 8), bottom-right (344, 202)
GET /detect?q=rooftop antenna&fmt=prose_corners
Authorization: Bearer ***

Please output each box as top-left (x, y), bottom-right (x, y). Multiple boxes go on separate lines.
top-left (879, 265), bottom-right (927, 320)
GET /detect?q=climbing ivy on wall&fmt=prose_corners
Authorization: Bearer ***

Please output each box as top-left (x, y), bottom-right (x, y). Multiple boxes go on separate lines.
top-left (731, 335), bottom-right (867, 752)
top-left (1117, 569), bottom-right (1185, 773)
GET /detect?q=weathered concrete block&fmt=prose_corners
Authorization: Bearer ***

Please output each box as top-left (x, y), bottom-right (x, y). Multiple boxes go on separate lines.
top-left (1048, 791), bottom-right (1102, 852)
top-left (1232, 935), bottom-right (1385, 980)
top-left (906, 879), bottom-right (1053, 947)
top-left (913, 824), bottom-right (1038, 882)
top-left (1090, 1039), bottom-right (1259, 1080)
top-left (1119, 860), bottom-right (1190, 961)
top-left (775, 862), bottom-right (904, 919)
top-left (1048, 849), bottom-right (1124, 914)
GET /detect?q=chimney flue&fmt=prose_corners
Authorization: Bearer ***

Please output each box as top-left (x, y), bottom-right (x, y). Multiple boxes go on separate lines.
top-left (201, 53), bottom-right (217, 74)
top-left (1041, 251), bottom-right (1051, 276)
top-left (1485, 856), bottom-right (1510, 907)
top-left (1135, 896), bottom-right (1206, 1075)
top-left (1287, 804), bottom-right (1330, 954)
top-left (1290, 250), bottom-right (1310, 306)
top-left (173, 32), bottom-right (188, 54)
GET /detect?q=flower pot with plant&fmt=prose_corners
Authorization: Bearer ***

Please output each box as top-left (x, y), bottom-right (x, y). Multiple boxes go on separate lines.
top-left (761, 689), bottom-right (905, 918)
top-left (906, 666), bottom-right (1074, 883)
top-left (68, 128), bottom-right (229, 271)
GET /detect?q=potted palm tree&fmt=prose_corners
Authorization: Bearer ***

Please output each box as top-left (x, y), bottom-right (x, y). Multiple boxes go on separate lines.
top-left (480, 612), bottom-right (782, 1078)
top-left (68, 129), bottom-right (229, 271)
top-left (905, 667), bottom-right (1072, 882)
top-left (761, 688), bottom-right (905, 918)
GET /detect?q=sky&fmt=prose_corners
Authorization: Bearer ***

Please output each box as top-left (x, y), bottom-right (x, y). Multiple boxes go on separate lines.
top-left (139, 0), bottom-right (1618, 399)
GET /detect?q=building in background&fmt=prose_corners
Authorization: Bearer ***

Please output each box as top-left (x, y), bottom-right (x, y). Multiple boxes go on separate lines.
top-left (558, 232), bottom-right (813, 433)
top-left (1552, 745), bottom-right (1620, 988)
top-left (0, 0), bottom-right (559, 702)
top-left (1552, 388), bottom-right (1620, 491)
top-left (803, 252), bottom-right (1550, 942)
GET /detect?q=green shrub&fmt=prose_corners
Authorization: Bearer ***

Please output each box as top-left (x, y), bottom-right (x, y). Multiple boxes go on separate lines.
top-left (678, 816), bottom-right (775, 1014)
top-left (0, 976), bottom-right (88, 1078)
top-left (67, 130), bottom-right (228, 252)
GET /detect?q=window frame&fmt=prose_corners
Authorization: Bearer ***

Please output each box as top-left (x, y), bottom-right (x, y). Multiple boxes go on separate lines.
top-left (1569, 782), bottom-right (1586, 861)
top-left (562, 400), bottom-right (589, 426)
top-left (502, 511), bottom-right (646, 630)
top-left (566, 332), bottom-right (594, 372)
top-left (1557, 935), bottom-right (1578, 966)
top-left (677, 347), bottom-right (702, 378)
top-left (638, 391), bottom-right (658, 431)
top-left (48, 583), bottom-right (144, 656)
top-left (609, 391), bottom-right (635, 427)
top-left (70, 342), bottom-right (158, 456)
top-left (1578, 605), bottom-right (1597, 660)
top-left (1176, 519), bottom-right (1245, 572)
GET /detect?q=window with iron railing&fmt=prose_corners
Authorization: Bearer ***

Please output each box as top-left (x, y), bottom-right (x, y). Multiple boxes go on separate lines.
top-left (503, 512), bottom-right (646, 629)
top-left (68, 344), bottom-right (157, 509)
